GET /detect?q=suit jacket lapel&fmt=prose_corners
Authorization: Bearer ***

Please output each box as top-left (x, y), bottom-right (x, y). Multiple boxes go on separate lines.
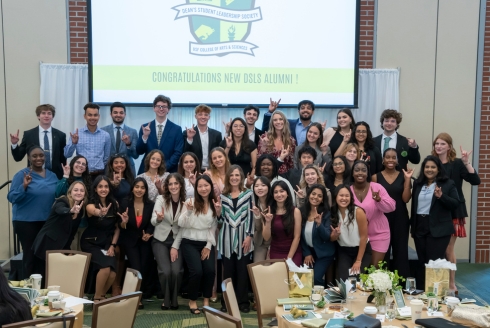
top-left (34, 126), bottom-right (40, 145)
top-left (108, 127), bottom-right (116, 152)
top-left (193, 126), bottom-right (203, 160)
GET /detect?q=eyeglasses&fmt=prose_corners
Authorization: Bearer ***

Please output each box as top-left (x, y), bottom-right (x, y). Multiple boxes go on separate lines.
top-left (355, 130), bottom-right (368, 134)
top-left (74, 161), bottom-right (87, 167)
top-left (332, 162), bottom-right (344, 167)
top-left (154, 105), bottom-right (169, 110)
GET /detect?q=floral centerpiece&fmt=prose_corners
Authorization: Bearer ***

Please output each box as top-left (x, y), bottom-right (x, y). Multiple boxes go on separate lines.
top-left (360, 261), bottom-right (405, 311)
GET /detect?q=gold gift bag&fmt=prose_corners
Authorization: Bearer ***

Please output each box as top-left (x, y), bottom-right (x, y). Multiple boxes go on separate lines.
top-left (287, 269), bottom-right (313, 298)
top-left (425, 268), bottom-right (450, 296)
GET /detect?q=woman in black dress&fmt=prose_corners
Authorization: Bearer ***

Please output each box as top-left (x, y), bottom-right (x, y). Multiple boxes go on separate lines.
top-left (372, 148), bottom-right (413, 278)
top-left (221, 117), bottom-right (257, 176)
top-left (346, 121), bottom-right (382, 175)
top-left (323, 108), bottom-right (356, 156)
top-left (81, 175), bottom-right (121, 302)
top-left (324, 155), bottom-right (351, 192)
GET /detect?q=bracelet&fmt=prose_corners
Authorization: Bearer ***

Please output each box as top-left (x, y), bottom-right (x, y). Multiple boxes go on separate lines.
top-left (464, 162), bottom-right (470, 165)
top-left (356, 260), bottom-right (362, 263)
top-left (110, 244), bottom-right (116, 247)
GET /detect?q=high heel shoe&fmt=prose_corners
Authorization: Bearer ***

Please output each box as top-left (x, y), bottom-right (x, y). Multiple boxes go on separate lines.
top-left (210, 296), bottom-right (218, 303)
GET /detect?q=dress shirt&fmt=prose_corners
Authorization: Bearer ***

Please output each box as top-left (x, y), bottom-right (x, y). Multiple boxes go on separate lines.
top-left (11, 126), bottom-right (53, 165)
top-left (337, 208), bottom-right (361, 247)
top-left (177, 199), bottom-right (218, 250)
top-left (381, 132), bottom-right (397, 150)
top-left (304, 221), bottom-right (314, 247)
top-left (143, 118), bottom-right (167, 143)
top-left (417, 183), bottom-right (436, 215)
top-left (295, 120), bottom-right (312, 146)
top-left (187, 126), bottom-right (210, 168)
top-left (64, 125), bottom-right (111, 172)
top-left (248, 129), bottom-right (255, 142)
top-left (112, 123), bottom-right (128, 146)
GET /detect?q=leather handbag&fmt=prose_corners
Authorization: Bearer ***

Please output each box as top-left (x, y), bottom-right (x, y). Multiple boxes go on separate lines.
top-left (343, 314), bottom-right (381, 328)
top-left (415, 318), bottom-right (467, 328)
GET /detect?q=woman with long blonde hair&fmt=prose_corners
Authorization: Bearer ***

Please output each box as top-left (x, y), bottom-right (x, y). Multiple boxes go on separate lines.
top-left (205, 147), bottom-right (231, 199)
top-left (257, 110), bottom-right (296, 174)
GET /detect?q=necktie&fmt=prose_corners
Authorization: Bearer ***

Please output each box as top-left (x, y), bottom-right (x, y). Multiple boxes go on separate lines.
top-left (383, 136), bottom-right (392, 152)
top-left (43, 131), bottom-right (51, 170)
top-left (116, 127), bottom-right (121, 151)
top-left (157, 124), bottom-right (163, 145)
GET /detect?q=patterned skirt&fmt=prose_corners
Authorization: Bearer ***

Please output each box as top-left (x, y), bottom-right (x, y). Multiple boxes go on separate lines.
top-left (452, 217), bottom-right (467, 238)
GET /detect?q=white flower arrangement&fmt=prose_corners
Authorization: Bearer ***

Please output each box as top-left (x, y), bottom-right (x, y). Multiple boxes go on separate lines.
top-left (365, 271), bottom-right (394, 292)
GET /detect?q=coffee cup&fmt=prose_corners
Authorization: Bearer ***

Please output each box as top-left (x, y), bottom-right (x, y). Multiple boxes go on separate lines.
top-left (47, 291), bottom-right (62, 310)
top-left (364, 306), bottom-right (377, 318)
top-left (29, 274), bottom-right (42, 290)
top-left (313, 285), bottom-right (325, 295)
top-left (445, 297), bottom-right (460, 314)
top-left (47, 285), bottom-right (60, 292)
top-left (311, 293), bottom-right (322, 301)
top-left (52, 300), bottom-right (66, 310)
top-left (410, 299), bottom-right (424, 323)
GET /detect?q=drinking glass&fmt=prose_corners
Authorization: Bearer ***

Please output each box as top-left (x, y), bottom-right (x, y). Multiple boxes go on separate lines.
top-left (359, 277), bottom-right (368, 296)
top-left (444, 289), bottom-right (456, 303)
top-left (385, 302), bottom-right (397, 327)
top-left (340, 300), bottom-right (350, 318)
top-left (406, 277), bottom-right (416, 300)
top-left (348, 276), bottom-right (357, 299)
top-left (427, 296), bottom-right (439, 314)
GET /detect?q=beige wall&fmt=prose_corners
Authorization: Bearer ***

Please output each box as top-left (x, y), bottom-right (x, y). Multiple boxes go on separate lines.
top-left (376, 0), bottom-right (480, 260)
top-left (0, 0), bottom-right (67, 260)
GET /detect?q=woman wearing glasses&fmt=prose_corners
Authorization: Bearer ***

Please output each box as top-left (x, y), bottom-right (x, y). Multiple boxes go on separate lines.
top-left (347, 122), bottom-right (382, 175)
top-left (325, 156), bottom-right (351, 193)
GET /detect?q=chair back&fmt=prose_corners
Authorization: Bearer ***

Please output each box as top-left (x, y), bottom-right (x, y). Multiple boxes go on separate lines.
top-left (121, 268), bottom-right (142, 294)
top-left (3, 315), bottom-right (76, 328)
top-left (221, 278), bottom-right (242, 322)
top-left (248, 259), bottom-right (288, 328)
top-left (46, 250), bottom-right (91, 298)
top-left (203, 306), bottom-right (242, 328)
top-left (92, 292), bottom-right (142, 328)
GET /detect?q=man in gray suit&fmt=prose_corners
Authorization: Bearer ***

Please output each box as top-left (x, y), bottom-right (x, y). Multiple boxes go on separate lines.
top-left (101, 102), bottom-right (139, 175)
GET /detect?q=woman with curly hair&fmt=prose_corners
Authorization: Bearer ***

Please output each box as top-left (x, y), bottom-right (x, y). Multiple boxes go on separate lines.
top-left (344, 121), bottom-right (382, 174)
top-left (137, 149), bottom-right (169, 202)
top-left (151, 173), bottom-right (186, 310)
top-left (106, 153), bottom-right (134, 204)
top-left (324, 155), bottom-right (351, 192)
top-left (257, 110), bottom-right (296, 174)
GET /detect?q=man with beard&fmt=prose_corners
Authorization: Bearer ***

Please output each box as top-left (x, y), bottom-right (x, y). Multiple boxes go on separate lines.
top-left (101, 102), bottom-right (139, 175)
top-left (261, 99), bottom-right (316, 145)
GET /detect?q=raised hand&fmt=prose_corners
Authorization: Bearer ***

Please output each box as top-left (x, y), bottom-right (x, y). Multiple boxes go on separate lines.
top-left (23, 169), bottom-right (33, 190)
top-left (70, 201), bottom-right (84, 214)
top-left (402, 167), bottom-right (414, 180)
top-left (312, 206), bottom-right (323, 225)
top-left (154, 209), bottom-right (164, 222)
top-left (154, 176), bottom-right (163, 191)
top-left (294, 185), bottom-right (305, 199)
top-left (117, 208), bottom-right (129, 223)
top-left (407, 137), bottom-right (417, 148)
top-left (113, 171), bottom-right (121, 185)
top-left (268, 97), bottom-right (281, 113)
top-left (460, 145), bottom-right (473, 165)
top-left (250, 205), bottom-right (261, 217)
top-left (99, 203), bottom-right (112, 217)
top-left (121, 131), bottom-right (131, 145)
top-left (70, 129), bottom-right (79, 144)
top-left (246, 171), bottom-right (254, 187)
top-left (224, 135), bottom-right (233, 149)
top-left (320, 140), bottom-right (329, 153)
top-left (170, 248), bottom-right (179, 262)
top-left (222, 118), bottom-right (232, 135)
top-left (212, 199), bottom-right (222, 215)
top-left (142, 122), bottom-right (151, 139)
top-left (259, 133), bottom-right (269, 144)
top-left (319, 162), bottom-right (327, 173)
top-left (330, 224), bottom-right (341, 239)
top-left (434, 185), bottom-right (443, 198)
top-left (343, 129), bottom-right (352, 142)
top-left (262, 206), bottom-right (273, 222)
top-left (371, 186), bottom-right (381, 202)
top-left (185, 200), bottom-right (194, 211)
top-left (10, 129), bottom-right (19, 144)
top-left (62, 161), bottom-right (70, 177)
top-left (321, 120), bottom-right (327, 131)
top-left (188, 171), bottom-right (197, 186)
top-left (279, 145), bottom-right (290, 161)
top-left (186, 124), bottom-right (196, 140)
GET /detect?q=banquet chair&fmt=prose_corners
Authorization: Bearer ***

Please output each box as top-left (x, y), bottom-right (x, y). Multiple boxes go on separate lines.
top-left (203, 306), bottom-right (242, 328)
top-left (121, 268), bottom-right (142, 294)
top-left (3, 315), bottom-right (76, 328)
top-left (91, 292), bottom-right (142, 328)
top-left (222, 278), bottom-right (242, 323)
top-left (45, 250), bottom-right (91, 297)
top-left (247, 259), bottom-right (288, 328)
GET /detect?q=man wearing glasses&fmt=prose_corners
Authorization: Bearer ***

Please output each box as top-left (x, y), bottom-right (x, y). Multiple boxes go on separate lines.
top-left (136, 95), bottom-right (183, 173)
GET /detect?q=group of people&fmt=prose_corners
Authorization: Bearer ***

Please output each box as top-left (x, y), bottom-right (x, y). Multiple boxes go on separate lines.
top-left (6, 96), bottom-right (479, 316)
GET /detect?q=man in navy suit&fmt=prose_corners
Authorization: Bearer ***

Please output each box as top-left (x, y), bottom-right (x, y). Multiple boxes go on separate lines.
top-left (373, 109), bottom-right (420, 171)
top-left (136, 95), bottom-right (183, 174)
top-left (10, 104), bottom-right (66, 179)
top-left (261, 99), bottom-right (317, 145)
top-left (101, 102), bottom-right (139, 175)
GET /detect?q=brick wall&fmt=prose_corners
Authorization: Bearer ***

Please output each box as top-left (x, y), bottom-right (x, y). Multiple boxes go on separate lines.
top-left (67, 0), bottom-right (376, 68)
top-left (476, 1), bottom-right (490, 263)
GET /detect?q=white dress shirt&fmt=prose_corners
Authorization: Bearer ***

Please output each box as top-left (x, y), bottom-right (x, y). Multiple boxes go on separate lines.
top-left (381, 131), bottom-right (397, 150)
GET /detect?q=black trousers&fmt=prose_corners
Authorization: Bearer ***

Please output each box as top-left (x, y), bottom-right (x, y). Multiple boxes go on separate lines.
top-left (384, 212), bottom-right (411, 279)
top-left (13, 221), bottom-right (45, 279)
top-left (221, 253), bottom-right (252, 309)
top-left (337, 242), bottom-right (372, 281)
top-left (120, 239), bottom-right (154, 295)
top-left (181, 239), bottom-right (216, 301)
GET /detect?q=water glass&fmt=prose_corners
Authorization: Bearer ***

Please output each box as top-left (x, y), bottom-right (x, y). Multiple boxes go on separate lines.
top-left (348, 276), bottom-right (357, 299)
top-left (427, 296), bottom-right (439, 314)
top-left (340, 300), bottom-right (350, 318)
top-left (444, 289), bottom-right (456, 303)
top-left (406, 277), bottom-right (416, 300)
top-left (386, 302), bottom-right (396, 323)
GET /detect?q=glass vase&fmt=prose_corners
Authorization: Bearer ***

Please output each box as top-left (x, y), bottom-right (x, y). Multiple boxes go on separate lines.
top-left (374, 291), bottom-right (387, 314)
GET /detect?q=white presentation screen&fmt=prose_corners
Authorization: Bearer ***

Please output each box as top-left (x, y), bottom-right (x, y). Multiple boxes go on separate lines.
top-left (88, 0), bottom-right (360, 107)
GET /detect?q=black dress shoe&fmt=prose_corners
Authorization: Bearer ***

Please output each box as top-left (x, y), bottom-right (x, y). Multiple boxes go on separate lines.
top-left (161, 304), bottom-right (170, 310)
top-left (240, 306), bottom-right (250, 313)
top-left (170, 305), bottom-right (179, 310)
top-left (138, 303), bottom-right (144, 310)
top-left (220, 306), bottom-right (227, 312)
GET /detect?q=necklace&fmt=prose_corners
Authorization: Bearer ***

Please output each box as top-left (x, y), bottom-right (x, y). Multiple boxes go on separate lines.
top-left (353, 185), bottom-right (367, 199)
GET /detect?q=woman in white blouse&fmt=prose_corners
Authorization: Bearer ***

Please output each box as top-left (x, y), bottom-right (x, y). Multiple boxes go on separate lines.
top-left (137, 149), bottom-right (169, 201)
top-left (178, 174), bottom-right (221, 315)
top-left (151, 173), bottom-right (186, 311)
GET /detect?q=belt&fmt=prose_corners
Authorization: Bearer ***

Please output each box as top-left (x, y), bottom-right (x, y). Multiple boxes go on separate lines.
top-left (417, 214), bottom-right (429, 217)
top-left (89, 169), bottom-right (105, 177)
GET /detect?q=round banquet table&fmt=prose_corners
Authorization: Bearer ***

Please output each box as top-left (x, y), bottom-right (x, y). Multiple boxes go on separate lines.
top-left (37, 293), bottom-right (84, 328)
top-left (275, 293), bottom-right (454, 328)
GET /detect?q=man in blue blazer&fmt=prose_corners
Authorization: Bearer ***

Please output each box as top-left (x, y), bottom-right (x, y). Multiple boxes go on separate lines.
top-left (136, 95), bottom-right (183, 174)
top-left (101, 102), bottom-right (139, 175)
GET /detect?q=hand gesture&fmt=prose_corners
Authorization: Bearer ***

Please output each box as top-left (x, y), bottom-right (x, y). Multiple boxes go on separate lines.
top-left (460, 145), bottom-right (473, 165)
top-left (212, 199), bottom-right (222, 215)
top-left (201, 247), bottom-right (211, 260)
top-left (402, 167), bottom-right (414, 180)
top-left (268, 98), bottom-right (281, 113)
top-left (321, 120), bottom-right (327, 131)
top-left (188, 171), bottom-right (197, 186)
top-left (170, 248), bottom-right (179, 262)
top-left (371, 186), bottom-right (381, 202)
top-left (407, 137), bottom-right (417, 148)
top-left (242, 236), bottom-right (252, 254)
top-left (10, 129), bottom-right (19, 144)
top-left (279, 145), bottom-right (290, 161)
top-left (99, 203), bottom-right (112, 217)
top-left (304, 255), bottom-right (315, 267)
top-left (142, 230), bottom-right (153, 242)
top-left (222, 118), bottom-right (232, 135)
top-left (142, 122), bottom-right (151, 138)
top-left (259, 133), bottom-right (269, 144)
top-left (185, 200), bottom-right (194, 211)
top-left (186, 124), bottom-right (196, 141)
top-left (319, 162), bottom-right (327, 173)
top-left (117, 208), bottom-right (129, 223)
top-left (250, 205), bottom-right (261, 217)
top-left (262, 206), bottom-right (273, 223)
top-left (154, 209), bottom-right (164, 222)
top-left (70, 129), bottom-right (79, 144)
top-left (294, 185), bottom-right (305, 199)
top-left (330, 224), bottom-right (341, 239)
top-left (343, 129), bottom-right (352, 142)
top-left (320, 140), bottom-right (329, 153)
top-left (62, 161), bottom-right (70, 177)
top-left (23, 169), bottom-right (33, 190)
top-left (246, 171), bottom-right (254, 187)
top-left (312, 206), bottom-right (323, 225)
top-left (224, 135), bottom-right (233, 149)
top-left (113, 171), bottom-right (122, 185)
top-left (434, 185), bottom-right (443, 198)
top-left (70, 201), bottom-right (84, 214)
top-left (121, 131), bottom-right (131, 145)
top-left (154, 176), bottom-right (163, 191)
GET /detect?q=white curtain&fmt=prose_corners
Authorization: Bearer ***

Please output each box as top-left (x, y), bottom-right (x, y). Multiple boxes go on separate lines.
top-left (40, 64), bottom-right (399, 167)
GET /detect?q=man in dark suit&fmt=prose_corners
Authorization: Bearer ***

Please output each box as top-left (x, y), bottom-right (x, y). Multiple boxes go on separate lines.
top-left (243, 105), bottom-right (263, 145)
top-left (373, 109), bottom-right (420, 170)
top-left (183, 104), bottom-right (222, 171)
top-left (280, 146), bottom-right (317, 190)
top-left (10, 104), bottom-right (66, 179)
top-left (136, 95), bottom-right (184, 174)
top-left (261, 99), bottom-right (320, 145)
top-left (101, 102), bottom-right (139, 175)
